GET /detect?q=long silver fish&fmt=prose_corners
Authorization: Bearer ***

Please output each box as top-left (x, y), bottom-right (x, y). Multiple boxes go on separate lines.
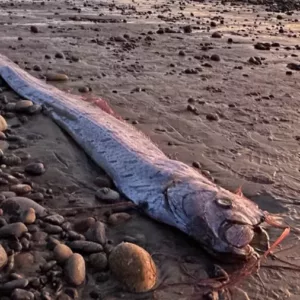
top-left (0, 54), bottom-right (267, 260)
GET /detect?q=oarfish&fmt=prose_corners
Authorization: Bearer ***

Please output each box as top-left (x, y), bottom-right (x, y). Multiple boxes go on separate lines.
top-left (0, 54), bottom-right (278, 260)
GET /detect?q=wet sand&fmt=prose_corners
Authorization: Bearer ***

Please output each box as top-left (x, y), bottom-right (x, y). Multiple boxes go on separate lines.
top-left (0, 0), bottom-right (300, 299)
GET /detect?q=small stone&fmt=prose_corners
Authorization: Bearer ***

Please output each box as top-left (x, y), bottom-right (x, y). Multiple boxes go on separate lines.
top-left (254, 42), bottom-right (270, 50)
top-left (55, 52), bottom-right (65, 59)
top-left (25, 162), bottom-right (45, 175)
top-left (47, 237), bottom-right (61, 250)
top-left (211, 32), bottom-right (222, 38)
top-left (183, 25), bottom-right (192, 33)
top-left (89, 253), bottom-right (108, 271)
top-left (15, 100), bottom-right (33, 113)
top-left (108, 212), bottom-right (132, 225)
top-left (78, 86), bottom-right (90, 93)
top-left (85, 221), bottom-right (107, 245)
top-left (67, 231), bottom-right (85, 241)
top-left (29, 192), bottom-right (44, 202)
top-left (206, 113), bottom-right (219, 121)
top-left (0, 244), bottom-right (8, 270)
top-left (93, 176), bottom-right (112, 188)
top-left (178, 50), bottom-right (185, 56)
top-left (11, 289), bottom-right (34, 300)
top-left (95, 187), bottom-right (120, 202)
top-left (65, 253), bottom-right (86, 286)
top-left (109, 242), bottom-right (157, 292)
top-left (0, 222), bottom-right (28, 238)
top-left (54, 244), bottom-right (73, 264)
top-left (74, 217), bottom-right (96, 233)
top-left (0, 115), bottom-right (8, 132)
top-left (0, 279), bottom-right (29, 291)
top-left (44, 214), bottom-right (64, 225)
top-left (10, 184), bottom-right (32, 195)
top-left (33, 65), bottom-right (42, 72)
top-left (21, 208), bottom-right (36, 225)
top-left (67, 241), bottom-right (103, 253)
top-left (46, 73), bottom-right (69, 81)
top-left (210, 54), bottom-right (221, 61)
top-left (30, 26), bottom-right (38, 33)
top-left (287, 63), bottom-right (300, 71)
top-left (44, 224), bottom-right (63, 234)
top-left (192, 161), bottom-right (201, 169)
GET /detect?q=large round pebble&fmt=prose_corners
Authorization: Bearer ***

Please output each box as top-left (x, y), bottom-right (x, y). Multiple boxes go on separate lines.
top-left (64, 253), bottom-right (86, 286)
top-left (54, 244), bottom-right (73, 264)
top-left (25, 163), bottom-right (45, 176)
top-left (109, 242), bottom-right (157, 292)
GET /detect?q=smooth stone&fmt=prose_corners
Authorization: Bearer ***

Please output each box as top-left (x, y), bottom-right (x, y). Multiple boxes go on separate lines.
top-left (0, 191), bottom-right (16, 198)
top-left (44, 224), bottom-right (63, 234)
top-left (65, 253), bottom-right (86, 286)
top-left (109, 242), bottom-right (157, 292)
top-left (44, 214), bottom-right (64, 225)
top-left (10, 184), bottom-right (32, 195)
top-left (0, 244), bottom-right (8, 269)
top-left (89, 253), bottom-right (108, 271)
top-left (0, 222), bottom-right (28, 238)
top-left (85, 221), bottom-right (107, 245)
top-left (24, 163), bottom-right (45, 176)
top-left (4, 197), bottom-right (46, 216)
top-left (108, 212), bottom-right (132, 225)
top-left (0, 115), bottom-right (7, 132)
top-left (15, 100), bottom-right (33, 112)
top-left (46, 73), bottom-right (69, 81)
top-left (67, 241), bottom-right (103, 253)
top-left (0, 278), bottom-right (29, 291)
top-left (21, 208), bottom-right (36, 225)
top-left (73, 217), bottom-right (95, 233)
top-left (95, 187), bottom-right (120, 202)
top-left (54, 244), bottom-right (73, 264)
top-left (11, 288), bottom-right (34, 300)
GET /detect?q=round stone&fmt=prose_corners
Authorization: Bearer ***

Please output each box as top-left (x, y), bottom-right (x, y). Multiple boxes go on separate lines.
top-left (64, 253), bottom-right (86, 286)
top-left (54, 244), bottom-right (73, 264)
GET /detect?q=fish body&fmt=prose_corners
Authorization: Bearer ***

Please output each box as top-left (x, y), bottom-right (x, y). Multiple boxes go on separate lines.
top-left (0, 54), bottom-right (265, 259)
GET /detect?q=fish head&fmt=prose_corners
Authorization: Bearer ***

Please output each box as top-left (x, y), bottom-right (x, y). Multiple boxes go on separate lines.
top-left (184, 185), bottom-right (265, 260)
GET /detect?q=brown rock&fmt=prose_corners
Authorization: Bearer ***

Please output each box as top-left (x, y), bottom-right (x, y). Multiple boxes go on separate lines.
top-left (65, 253), bottom-right (86, 286)
top-left (0, 244), bottom-right (8, 270)
top-left (54, 244), bottom-right (73, 264)
top-left (0, 116), bottom-right (7, 132)
top-left (108, 212), bottom-right (132, 225)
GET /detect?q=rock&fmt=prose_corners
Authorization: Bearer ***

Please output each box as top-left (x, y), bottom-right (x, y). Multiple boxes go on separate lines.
top-left (29, 192), bottom-right (44, 202)
top-left (33, 65), bottom-right (42, 72)
top-left (108, 212), bottom-right (132, 225)
top-left (55, 52), bottom-right (65, 59)
top-left (89, 252), bottom-right (108, 271)
top-left (183, 25), bottom-right (192, 33)
top-left (206, 113), bottom-right (219, 121)
top-left (65, 253), bottom-right (86, 286)
top-left (67, 230), bottom-right (85, 241)
top-left (0, 115), bottom-right (7, 132)
top-left (211, 32), bottom-right (222, 38)
top-left (109, 242), bottom-right (157, 292)
top-left (178, 50), bottom-right (185, 56)
top-left (10, 184), bottom-right (32, 195)
top-left (0, 222), bottom-right (28, 238)
top-left (93, 176), bottom-right (112, 188)
top-left (4, 197), bottom-right (46, 216)
top-left (1, 191), bottom-right (17, 198)
top-left (54, 244), bottom-right (73, 264)
top-left (44, 214), bottom-right (64, 225)
top-left (67, 241), bottom-right (103, 253)
top-left (47, 237), bottom-right (61, 250)
top-left (254, 42), bottom-right (270, 50)
top-left (15, 100), bottom-right (33, 113)
top-left (73, 217), bottom-right (95, 233)
top-left (44, 224), bottom-right (63, 234)
top-left (85, 221), bottom-right (107, 245)
top-left (21, 208), bottom-right (36, 225)
top-left (11, 289), bottom-right (34, 300)
top-left (211, 54), bottom-right (221, 61)
top-left (0, 244), bottom-right (8, 269)
top-left (46, 73), bottom-right (69, 81)
top-left (78, 86), bottom-right (90, 93)
top-left (95, 188), bottom-right (120, 202)
top-left (287, 63), bottom-right (300, 71)
top-left (30, 25), bottom-right (38, 33)
top-left (0, 279), bottom-right (29, 291)
top-left (25, 163), bottom-right (45, 175)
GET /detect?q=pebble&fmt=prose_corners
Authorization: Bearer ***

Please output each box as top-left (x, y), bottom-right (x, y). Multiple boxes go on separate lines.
top-left (55, 52), bottom-right (65, 59)
top-left (93, 175), bottom-right (112, 188)
top-left (206, 113), bottom-right (220, 121)
top-left (67, 230), bottom-right (85, 241)
top-left (10, 184), bottom-right (32, 195)
top-left (54, 244), bottom-right (73, 264)
top-left (15, 100), bottom-right (33, 113)
top-left (33, 65), bottom-right (42, 72)
top-left (211, 32), bottom-right (222, 38)
top-left (46, 73), bottom-right (69, 81)
top-left (0, 278), bottom-right (29, 291)
top-left (73, 217), bottom-right (95, 233)
top-left (0, 115), bottom-right (7, 132)
top-left (89, 252), bottom-right (108, 271)
top-left (44, 224), bottom-right (63, 234)
top-left (78, 86), bottom-right (90, 93)
top-left (67, 241), bottom-right (103, 253)
top-left (47, 237), bottom-right (61, 250)
top-left (211, 54), bottom-right (221, 61)
top-left (21, 208), bottom-right (36, 225)
top-left (0, 244), bottom-right (8, 269)
top-left (44, 214), bottom-right (64, 225)
top-left (108, 212), bottom-right (132, 225)
top-left (254, 42), bottom-right (270, 50)
top-left (5, 196), bottom-right (46, 216)
top-left (29, 192), bottom-right (44, 202)
top-left (287, 63), bottom-right (300, 71)
top-left (1, 191), bottom-right (16, 198)
top-left (12, 289), bottom-right (34, 300)
top-left (25, 162), bottom-right (45, 175)
top-left (95, 187), bottom-right (120, 202)
top-left (183, 25), bottom-right (192, 33)
top-left (30, 25), bottom-right (38, 33)
top-left (64, 253), bottom-right (86, 286)
top-left (0, 222), bottom-right (28, 238)
top-left (109, 242), bottom-right (157, 292)
top-left (85, 221), bottom-right (107, 245)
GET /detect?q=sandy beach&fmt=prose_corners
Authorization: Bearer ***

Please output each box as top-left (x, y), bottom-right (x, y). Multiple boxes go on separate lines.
top-left (0, 0), bottom-right (300, 299)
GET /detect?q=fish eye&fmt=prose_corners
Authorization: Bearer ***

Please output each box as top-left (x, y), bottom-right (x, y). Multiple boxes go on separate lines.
top-left (216, 197), bottom-right (232, 209)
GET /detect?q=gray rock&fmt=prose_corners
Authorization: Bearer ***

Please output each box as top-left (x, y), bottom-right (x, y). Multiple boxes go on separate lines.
top-left (89, 253), bottom-right (108, 271)
top-left (85, 221), bottom-right (107, 245)
top-left (0, 222), bottom-right (28, 238)
top-left (44, 214), bottom-right (64, 225)
top-left (0, 278), bottom-right (29, 291)
top-left (64, 253), bottom-right (85, 286)
top-left (24, 163), bottom-right (45, 176)
top-left (67, 241), bottom-right (103, 253)
top-left (11, 288), bottom-right (34, 300)
top-left (4, 197), bottom-right (46, 216)
top-left (44, 224), bottom-right (63, 234)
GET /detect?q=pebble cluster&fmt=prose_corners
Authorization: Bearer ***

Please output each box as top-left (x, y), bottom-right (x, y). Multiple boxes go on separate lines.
top-left (0, 81), bottom-right (157, 299)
